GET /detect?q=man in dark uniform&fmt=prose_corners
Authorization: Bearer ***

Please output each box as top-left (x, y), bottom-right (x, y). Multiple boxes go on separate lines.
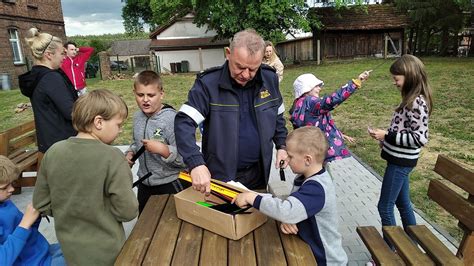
top-left (175, 29), bottom-right (288, 194)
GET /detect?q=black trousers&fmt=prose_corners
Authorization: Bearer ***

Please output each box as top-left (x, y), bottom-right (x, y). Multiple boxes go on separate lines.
top-left (137, 179), bottom-right (190, 214)
top-left (234, 161), bottom-right (266, 190)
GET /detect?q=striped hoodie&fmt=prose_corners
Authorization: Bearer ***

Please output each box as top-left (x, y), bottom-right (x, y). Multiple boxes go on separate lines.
top-left (381, 95), bottom-right (430, 167)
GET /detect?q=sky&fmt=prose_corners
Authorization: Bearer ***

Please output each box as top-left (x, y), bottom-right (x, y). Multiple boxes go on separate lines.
top-left (61, 0), bottom-right (126, 36)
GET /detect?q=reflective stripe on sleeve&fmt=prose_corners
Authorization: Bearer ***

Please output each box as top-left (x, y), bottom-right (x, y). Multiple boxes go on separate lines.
top-left (179, 104), bottom-right (205, 125)
top-left (278, 103), bottom-right (285, 115)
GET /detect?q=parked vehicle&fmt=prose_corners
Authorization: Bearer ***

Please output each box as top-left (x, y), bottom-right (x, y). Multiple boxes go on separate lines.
top-left (110, 61), bottom-right (128, 71)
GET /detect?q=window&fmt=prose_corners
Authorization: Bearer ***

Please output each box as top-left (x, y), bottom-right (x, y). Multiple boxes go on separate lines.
top-left (8, 29), bottom-right (24, 64)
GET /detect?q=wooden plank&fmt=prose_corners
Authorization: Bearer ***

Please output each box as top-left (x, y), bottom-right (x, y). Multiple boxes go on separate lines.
top-left (407, 225), bottom-right (462, 265)
top-left (171, 221), bottom-right (202, 266)
top-left (9, 149), bottom-right (37, 163)
top-left (10, 132), bottom-right (36, 153)
top-left (2, 120), bottom-right (35, 138)
top-left (0, 130), bottom-right (8, 155)
top-left (278, 224), bottom-right (317, 266)
top-left (382, 226), bottom-right (434, 265)
top-left (199, 230), bottom-right (227, 266)
top-left (434, 154), bottom-right (474, 195)
top-left (115, 195), bottom-right (168, 266)
top-left (14, 177), bottom-right (36, 187)
top-left (428, 180), bottom-right (474, 231)
top-left (254, 219), bottom-right (286, 266)
top-left (457, 224), bottom-right (474, 265)
top-left (356, 226), bottom-right (405, 265)
top-left (15, 152), bottom-right (38, 172)
top-left (143, 196), bottom-right (182, 266)
top-left (228, 232), bottom-right (256, 266)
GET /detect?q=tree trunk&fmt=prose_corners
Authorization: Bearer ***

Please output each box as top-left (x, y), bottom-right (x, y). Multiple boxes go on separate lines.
top-left (408, 27), bottom-right (414, 54)
top-left (439, 27), bottom-right (450, 56)
top-left (424, 28), bottom-right (433, 55)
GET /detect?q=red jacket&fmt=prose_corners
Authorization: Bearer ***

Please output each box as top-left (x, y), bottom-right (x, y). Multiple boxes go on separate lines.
top-left (61, 47), bottom-right (94, 90)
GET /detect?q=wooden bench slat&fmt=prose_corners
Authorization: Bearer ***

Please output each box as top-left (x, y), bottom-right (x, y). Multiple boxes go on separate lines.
top-left (228, 232), bottom-right (257, 266)
top-left (382, 226), bottom-right (434, 265)
top-left (200, 230), bottom-right (228, 266)
top-left (428, 179), bottom-right (474, 231)
top-left (356, 226), bottom-right (405, 265)
top-left (143, 196), bottom-right (182, 266)
top-left (115, 195), bottom-right (168, 266)
top-left (2, 120), bottom-right (36, 138)
top-left (9, 149), bottom-right (37, 163)
top-left (13, 177), bottom-right (36, 188)
top-left (407, 225), bottom-right (463, 265)
top-left (254, 219), bottom-right (287, 266)
top-left (15, 152), bottom-right (38, 172)
top-left (278, 223), bottom-right (317, 265)
top-left (434, 154), bottom-right (474, 195)
top-left (171, 221), bottom-right (203, 266)
top-left (9, 131), bottom-right (36, 153)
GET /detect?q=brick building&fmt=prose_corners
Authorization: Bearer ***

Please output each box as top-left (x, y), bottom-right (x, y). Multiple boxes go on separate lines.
top-left (0, 0), bottom-right (66, 89)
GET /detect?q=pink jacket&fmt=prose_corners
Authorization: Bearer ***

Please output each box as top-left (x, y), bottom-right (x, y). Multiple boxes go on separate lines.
top-left (61, 47), bottom-right (94, 90)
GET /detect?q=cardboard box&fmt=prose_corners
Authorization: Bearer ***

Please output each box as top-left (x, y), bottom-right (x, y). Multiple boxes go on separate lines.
top-left (174, 187), bottom-right (268, 240)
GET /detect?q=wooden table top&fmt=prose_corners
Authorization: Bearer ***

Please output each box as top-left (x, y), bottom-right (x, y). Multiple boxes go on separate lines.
top-left (115, 194), bottom-right (317, 266)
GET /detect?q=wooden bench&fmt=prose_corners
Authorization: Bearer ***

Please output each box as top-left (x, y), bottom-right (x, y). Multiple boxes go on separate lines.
top-left (357, 154), bottom-right (473, 265)
top-left (115, 194), bottom-right (317, 265)
top-left (0, 121), bottom-right (39, 194)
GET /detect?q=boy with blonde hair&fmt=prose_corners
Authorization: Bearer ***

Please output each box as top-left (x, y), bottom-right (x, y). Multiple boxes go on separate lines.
top-left (0, 155), bottom-right (65, 265)
top-left (233, 127), bottom-right (347, 265)
top-left (126, 70), bottom-right (187, 213)
top-left (33, 89), bottom-right (138, 265)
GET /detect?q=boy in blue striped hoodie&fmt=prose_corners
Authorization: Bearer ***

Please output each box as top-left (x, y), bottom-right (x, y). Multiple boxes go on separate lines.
top-left (233, 127), bottom-right (347, 265)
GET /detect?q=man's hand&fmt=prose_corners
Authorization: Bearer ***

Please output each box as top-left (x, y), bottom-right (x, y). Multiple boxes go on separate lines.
top-left (19, 203), bottom-right (39, 230)
top-left (190, 165), bottom-right (211, 195)
top-left (280, 223), bottom-right (298, 234)
top-left (232, 192), bottom-right (258, 208)
top-left (125, 151), bottom-right (135, 167)
top-left (369, 128), bottom-right (387, 142)
top-left (275, 149), bottom-right (288, 168)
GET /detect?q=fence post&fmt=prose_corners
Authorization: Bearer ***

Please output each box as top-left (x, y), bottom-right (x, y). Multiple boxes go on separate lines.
top-left (317, 39), bottom-right (321, 65)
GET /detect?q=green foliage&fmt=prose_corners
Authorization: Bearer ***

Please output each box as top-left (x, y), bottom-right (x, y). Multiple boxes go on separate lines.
top-left (123, 0), bottom-right (310, 43)
top-left (67, 32), bottom-right (149, 63)
top-left (122, 0), bottom-right (155, 33)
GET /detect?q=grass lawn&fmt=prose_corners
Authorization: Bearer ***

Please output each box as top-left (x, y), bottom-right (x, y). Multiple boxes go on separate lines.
top-left (1, 57), bottom-right (473, 241)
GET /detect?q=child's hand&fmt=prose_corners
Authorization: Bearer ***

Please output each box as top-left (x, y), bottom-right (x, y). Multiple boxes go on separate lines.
top-left (125, 151), bottom-right (135, 166)
top-left (19, 203), bottom-right (39, 229)
top-left (369, 128), bottom-right (387, 141)
top-left (232, 192), bottom-right (258, 208)
top-left (142, 139), bottom-right (170, 157)
top-left (342, 133), bottom-right (356, 143)
top-left (358, 70), bottom-right (371, 82)
top-left (280, 223), bottom-right (298, 234)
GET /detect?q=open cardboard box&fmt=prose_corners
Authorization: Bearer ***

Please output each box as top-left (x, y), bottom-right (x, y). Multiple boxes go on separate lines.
top-left (174, 181), bottom-right (267, 240)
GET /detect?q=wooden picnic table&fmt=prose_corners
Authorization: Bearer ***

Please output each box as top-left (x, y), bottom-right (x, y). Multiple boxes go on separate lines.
top-left (115, 194), bottom-right (317, 265)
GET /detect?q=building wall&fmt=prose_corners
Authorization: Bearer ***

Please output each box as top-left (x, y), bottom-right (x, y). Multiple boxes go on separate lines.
top-left (0, 0), bottom-right (65, 89)
top-left (155, 48), bottom-right (225, 73)
top-left (277, 38), bottom-right (314, 63)
top-left (156, 15), bottom-right (217, 39)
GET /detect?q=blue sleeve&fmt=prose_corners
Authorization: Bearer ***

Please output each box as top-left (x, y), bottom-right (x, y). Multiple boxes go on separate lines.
top-left (291, 180), bottom-right (326, 217)
top-left (174, 78), bottom-right (209, 170)
top-left (0, 227), bottom-right (31, 265)
top-left (316, 80), bottom-right (358, 112)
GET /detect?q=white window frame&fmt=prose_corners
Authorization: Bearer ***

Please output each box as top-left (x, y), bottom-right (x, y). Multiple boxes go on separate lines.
top-left (8, 28), bottom-right (24, 64)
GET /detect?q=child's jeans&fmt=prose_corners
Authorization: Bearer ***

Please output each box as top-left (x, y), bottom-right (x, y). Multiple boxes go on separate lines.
top-left (377, 163), bottom-right (416, 245)
top-left (49, 243), bottom-right (66, 266)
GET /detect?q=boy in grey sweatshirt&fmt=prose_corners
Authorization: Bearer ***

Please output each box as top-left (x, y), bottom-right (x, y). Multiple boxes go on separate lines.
top-left (126, 70), bottom-right (187, 213)
top-left (233, 127), bottom-right (347, 265)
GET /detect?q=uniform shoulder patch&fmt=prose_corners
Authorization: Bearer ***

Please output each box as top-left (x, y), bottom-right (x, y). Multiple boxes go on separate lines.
top-left (197, 65), bottom-right (223, 78)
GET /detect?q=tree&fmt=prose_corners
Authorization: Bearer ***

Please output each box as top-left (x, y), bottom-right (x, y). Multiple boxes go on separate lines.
top-left (394, 0), bottom-right (471, 55)
top-left (122, 0), bottom-right (156, 34)
top-left (123, 0), bottom-right (311, 42)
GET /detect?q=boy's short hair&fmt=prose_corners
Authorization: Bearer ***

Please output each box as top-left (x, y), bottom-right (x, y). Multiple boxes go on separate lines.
top-left (72, 89), bottom-right (128, 133)
top-left (286, 126), bottom-right (328, 163)
top-left (133, 70), bottom-right (162, 91)
top-left (0, 155), bottom-right (20, 184)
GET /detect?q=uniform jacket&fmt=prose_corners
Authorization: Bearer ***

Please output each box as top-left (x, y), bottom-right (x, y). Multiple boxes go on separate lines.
top-left (128, 105), bottom-right (186, 186)
top-left (18, 65), bottom-right (78, 153)
top-left (174, 61), bottom-right (287, 183)
top-left (61, 47), bottom-right (94, 90)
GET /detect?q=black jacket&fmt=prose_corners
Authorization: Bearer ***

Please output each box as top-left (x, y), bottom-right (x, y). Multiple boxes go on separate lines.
top-left (174, 61), bottom-right (287, 183)
top-left (19, 66), bottom-right (78, 152)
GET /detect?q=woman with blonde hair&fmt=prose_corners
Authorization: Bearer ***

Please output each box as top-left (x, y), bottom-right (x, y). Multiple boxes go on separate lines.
top-left (19, 28), bottom-right (78, 154)
top-left (262, 41), bottom-right (284, 82)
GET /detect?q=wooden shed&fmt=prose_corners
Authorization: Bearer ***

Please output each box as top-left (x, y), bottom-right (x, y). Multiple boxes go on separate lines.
top-left (305, 4), bottom-right (409, 61)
